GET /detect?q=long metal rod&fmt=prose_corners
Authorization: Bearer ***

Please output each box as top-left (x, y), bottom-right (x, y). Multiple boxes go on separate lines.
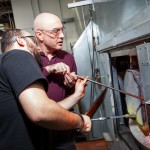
top-left (76, 75), bottom-right (144, 100)
top-left (91, 114), bottom-right (136, 121)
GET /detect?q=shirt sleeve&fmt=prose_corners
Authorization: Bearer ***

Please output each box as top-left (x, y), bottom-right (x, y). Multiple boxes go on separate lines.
top-left (2, 50), bottom-right (48, 98)
top-left (42, 67), bottom-right (50, 78)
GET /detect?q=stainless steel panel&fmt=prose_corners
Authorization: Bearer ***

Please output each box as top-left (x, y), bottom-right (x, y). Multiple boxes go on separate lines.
top-left (137, 43), bottom-right (150, 103)
top-left (135, 43), bottom-right (150, 149)
top-left (73, 21), bottom-right (115, 141)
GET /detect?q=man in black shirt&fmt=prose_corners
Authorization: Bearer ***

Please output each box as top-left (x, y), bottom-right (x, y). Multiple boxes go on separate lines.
top-left (0, 29), bottom-right (91, 150)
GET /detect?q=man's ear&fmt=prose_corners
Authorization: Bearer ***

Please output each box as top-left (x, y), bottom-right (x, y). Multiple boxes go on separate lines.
top-left (36, 31), bottom-right (43, 42)
top-left (37, 47), bottom-right (42, 52)
top-left (16, 36), bottom-right (25, 47)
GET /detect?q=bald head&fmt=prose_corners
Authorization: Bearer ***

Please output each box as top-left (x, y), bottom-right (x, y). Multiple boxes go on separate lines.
top-left (34, 13), bottom-right (62, 31)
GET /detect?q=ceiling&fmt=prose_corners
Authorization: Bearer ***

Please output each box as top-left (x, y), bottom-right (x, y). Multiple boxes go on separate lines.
top-left (0, 0), bottom-right (12, 12)
top-left (0, 0), bottom-right (14, 36)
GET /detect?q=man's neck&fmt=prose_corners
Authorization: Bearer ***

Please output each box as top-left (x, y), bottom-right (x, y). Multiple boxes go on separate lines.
top-left (10, 45), bottom-right (31, 54)
top-left (47, 53), bottom-right (55, 60)
top-left (39, 45), bottom-right (55, 60)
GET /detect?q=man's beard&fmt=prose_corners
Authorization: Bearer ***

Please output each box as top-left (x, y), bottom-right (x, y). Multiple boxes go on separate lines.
top-left (26, 40), bottom-right (42, 66)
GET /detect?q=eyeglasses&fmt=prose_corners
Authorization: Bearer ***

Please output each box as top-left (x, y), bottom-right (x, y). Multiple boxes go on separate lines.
top-left (21, 36), bottom-right (37, 45)
top-left (39, 27), bottom-right (65, 37)
top-left (11, 35), bottom-right (38, 46)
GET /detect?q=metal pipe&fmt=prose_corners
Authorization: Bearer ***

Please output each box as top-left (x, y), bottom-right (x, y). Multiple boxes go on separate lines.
top-left (76, 75), bottom-right (144, 100)
top-left (91, 114), bottom-right (136, 121)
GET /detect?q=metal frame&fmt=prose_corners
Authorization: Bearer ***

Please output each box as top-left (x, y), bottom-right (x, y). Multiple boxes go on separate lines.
top-left (97, 5), bottom-right (150, 52)
top-left (68, 0), bottom-right (92, 9)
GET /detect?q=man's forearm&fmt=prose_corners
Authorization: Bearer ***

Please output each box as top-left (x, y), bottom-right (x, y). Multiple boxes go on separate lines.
top-left (36, 100), bottom-right (83, 130)
top-left (58, 93), bottom-right (80, 110)
top-left (19, 82), bottom-right (83, 131)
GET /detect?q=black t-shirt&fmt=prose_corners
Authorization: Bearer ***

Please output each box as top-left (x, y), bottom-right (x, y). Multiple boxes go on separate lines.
top-left (0, 50), bottom-right (48, 150)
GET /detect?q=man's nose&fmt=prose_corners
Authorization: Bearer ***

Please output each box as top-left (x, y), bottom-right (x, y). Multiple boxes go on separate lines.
top-left (59, 30), bottom-right (64, 38)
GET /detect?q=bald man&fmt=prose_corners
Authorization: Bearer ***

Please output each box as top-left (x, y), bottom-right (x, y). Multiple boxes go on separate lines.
top-left (34, 13), bottom-right (81, 150)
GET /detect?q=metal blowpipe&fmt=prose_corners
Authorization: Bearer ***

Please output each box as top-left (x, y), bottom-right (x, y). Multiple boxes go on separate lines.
top-left (76, 75), bottom-right (144, 100)
top-left (91, 114), bottom-right (136, 121)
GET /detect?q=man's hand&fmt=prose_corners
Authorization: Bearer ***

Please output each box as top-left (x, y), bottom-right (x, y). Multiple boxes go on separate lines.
top-left (64, 72), bottom-right (78, 88)
top-left (45, 62), bottom-right (70, 75)
top-left (74, 76), bottom-right (88, 99)
top-left (58, 76), bottom-right (88, 110)
top-left (80, 115), bottom-right (92, 133)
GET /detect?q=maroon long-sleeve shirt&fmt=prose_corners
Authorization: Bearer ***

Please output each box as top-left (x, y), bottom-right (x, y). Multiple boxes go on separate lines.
top-left (40, 50), bottom-right (77, 102)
